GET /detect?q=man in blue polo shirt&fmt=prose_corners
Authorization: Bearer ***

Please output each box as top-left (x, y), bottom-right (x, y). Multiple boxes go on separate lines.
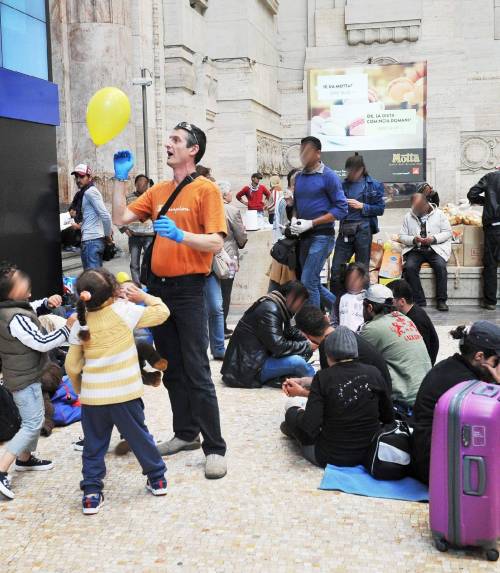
top-left (290, 137), bottom-right (348, 308)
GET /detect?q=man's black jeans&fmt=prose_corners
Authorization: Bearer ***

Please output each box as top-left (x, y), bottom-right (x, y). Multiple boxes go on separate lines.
top-left (483, 226), bottom-right (500, 305)
top-left (149, 274), bottom-right (226, 456)
top-left (403, 248), bottom-right (448, 305)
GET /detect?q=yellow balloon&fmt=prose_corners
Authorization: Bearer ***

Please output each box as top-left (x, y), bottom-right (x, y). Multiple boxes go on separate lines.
top-left (86, 87), bottom-right (131, 146)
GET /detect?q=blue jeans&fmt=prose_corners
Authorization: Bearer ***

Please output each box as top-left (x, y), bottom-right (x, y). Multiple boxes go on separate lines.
top-left (204, 273), bottom-right (225, 358)
top-left (80, 399), bottom-right (166, 495)
top-left (260, 355), bottom-right (315, 383)
top-left (299, 234), bottom-right (336, 308)
top-left (331, 222), bottom-right (372, 297)
top-left (7, 382), bottom-right (44, 457)
top-left (81, 238), bottom-right (105, 270)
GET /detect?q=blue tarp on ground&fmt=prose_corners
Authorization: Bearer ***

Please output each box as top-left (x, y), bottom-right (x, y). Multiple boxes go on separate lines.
top-left (319, 464), bottom-right (429, 502)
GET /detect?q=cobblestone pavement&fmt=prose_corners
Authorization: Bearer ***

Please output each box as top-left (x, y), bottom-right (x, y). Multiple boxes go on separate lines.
top-left (1, 304), bottom-right (498, 571)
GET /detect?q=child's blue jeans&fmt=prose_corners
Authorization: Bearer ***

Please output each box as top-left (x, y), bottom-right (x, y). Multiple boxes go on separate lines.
top-left (80, 399), bottom-right (166, 495)
top-left (7, 382), bottom-right (44, 457)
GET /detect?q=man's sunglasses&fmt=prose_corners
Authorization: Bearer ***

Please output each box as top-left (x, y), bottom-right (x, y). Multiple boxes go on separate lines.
top-left (175, 122), bottom-right (199, 146)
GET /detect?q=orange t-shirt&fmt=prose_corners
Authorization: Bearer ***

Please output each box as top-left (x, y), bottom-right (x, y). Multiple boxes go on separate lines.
top-left (128, 176), bottom-right (227, 278)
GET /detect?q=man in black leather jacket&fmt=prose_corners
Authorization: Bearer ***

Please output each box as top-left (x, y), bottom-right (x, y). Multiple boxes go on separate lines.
top-left (468, 169), bottom-right (500, 310)
top-left (221, 281), bottom-right (314, 388)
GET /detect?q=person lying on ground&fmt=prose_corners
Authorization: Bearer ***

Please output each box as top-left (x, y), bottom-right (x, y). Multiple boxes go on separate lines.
top-left (281, 326), bottom-right (394, 468)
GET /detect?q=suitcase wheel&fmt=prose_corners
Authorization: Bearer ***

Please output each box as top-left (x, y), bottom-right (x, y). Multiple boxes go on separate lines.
top-left (486, 549), bottom-right (499, 562)
top-left (434, 538), bottom-right (449, 553)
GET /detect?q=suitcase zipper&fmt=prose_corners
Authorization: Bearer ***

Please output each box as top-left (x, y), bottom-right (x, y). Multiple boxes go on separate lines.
top-left (447, 380), bottom-right (479, 546)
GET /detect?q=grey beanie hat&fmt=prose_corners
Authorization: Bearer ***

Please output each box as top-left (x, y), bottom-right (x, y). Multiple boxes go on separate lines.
top-left (324, 326), bottom-right (359, 361)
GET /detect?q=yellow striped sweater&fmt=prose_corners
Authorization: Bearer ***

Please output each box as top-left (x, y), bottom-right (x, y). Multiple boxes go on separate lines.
top-left (65, 294), bottom-right (169, 406)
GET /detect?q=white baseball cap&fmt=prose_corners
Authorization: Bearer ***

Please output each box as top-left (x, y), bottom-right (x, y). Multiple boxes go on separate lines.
top-left (71, 164), bottom-right (92, 176)
top-left (365, 284), bottom-right (394, 304)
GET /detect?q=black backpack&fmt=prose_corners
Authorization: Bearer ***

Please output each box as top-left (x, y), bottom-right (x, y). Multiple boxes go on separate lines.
top-left (270, 237), bottom-right (299, 270)
top-left (364, 420), bottom-right (411, 481)
top-left (0, 382), bottom-right (21, 442)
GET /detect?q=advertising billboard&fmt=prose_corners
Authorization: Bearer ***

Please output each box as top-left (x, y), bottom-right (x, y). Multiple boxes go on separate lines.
top-left (309, 62), bottom-right (427, 203)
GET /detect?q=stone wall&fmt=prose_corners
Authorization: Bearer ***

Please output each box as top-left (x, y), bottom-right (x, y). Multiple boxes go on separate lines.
top-left (50, 0), bottom-right (500, 206)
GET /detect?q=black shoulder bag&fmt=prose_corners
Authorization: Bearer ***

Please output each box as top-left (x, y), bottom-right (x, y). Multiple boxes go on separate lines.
top-left (140, 173), bottom-right (199, 285)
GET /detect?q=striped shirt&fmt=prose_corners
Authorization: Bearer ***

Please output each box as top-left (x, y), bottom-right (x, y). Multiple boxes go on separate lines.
top-left (9, 302), bottom-right (70, 352)
top-left (65, 294), bottom-right (169, 406)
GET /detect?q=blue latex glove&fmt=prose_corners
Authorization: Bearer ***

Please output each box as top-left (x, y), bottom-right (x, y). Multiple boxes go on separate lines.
top-left (153, 216), bottom-right (185, 243)
top-left (113, 150), bottom-right (134, 180)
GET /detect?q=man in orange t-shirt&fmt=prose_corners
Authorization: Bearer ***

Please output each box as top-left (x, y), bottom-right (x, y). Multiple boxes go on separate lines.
top-left (111, 123), bottom-right (228, 480)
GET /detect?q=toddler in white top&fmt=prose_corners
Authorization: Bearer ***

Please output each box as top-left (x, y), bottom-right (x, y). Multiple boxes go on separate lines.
top-left (338, 262), bottom-right (369, 332)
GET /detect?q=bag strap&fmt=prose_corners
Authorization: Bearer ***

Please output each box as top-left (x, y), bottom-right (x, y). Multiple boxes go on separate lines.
top-left (150, 172), bottom-right (199, 247)
top-left (157, 172), bottom-right (199, 220)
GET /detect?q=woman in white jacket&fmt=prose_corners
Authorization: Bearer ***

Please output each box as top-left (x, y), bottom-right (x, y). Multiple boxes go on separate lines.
top-left (399, 193), bottom-right (452, 311)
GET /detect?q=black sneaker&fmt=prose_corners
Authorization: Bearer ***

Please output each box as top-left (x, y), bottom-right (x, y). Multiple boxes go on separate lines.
top-left (0, 472), bottom-right (14, 500)
top-left (14, 455), bottom-right (53, 472)
top-left (437, 301), bottom-right (449, 312)
top-left (73, 438), bottom-right (85, 451)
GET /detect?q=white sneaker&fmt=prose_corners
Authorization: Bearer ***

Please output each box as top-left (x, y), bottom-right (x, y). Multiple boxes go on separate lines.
top-left (205, 454), bottom-right (227, 479)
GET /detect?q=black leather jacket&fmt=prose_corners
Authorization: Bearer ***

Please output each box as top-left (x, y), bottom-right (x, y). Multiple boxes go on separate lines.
top-left (221, 298), bottom-right (311, 388)
top-left (468, 171), bottom-right (500, 227)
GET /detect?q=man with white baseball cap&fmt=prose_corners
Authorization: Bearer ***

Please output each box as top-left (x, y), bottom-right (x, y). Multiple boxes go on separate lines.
top-left (359, 283), bottom-right (432, 415)
top-left (69, 163), bottom-right (112, 269)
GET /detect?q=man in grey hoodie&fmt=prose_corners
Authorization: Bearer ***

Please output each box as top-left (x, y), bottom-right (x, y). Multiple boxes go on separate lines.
top-left (399, 193), bottom-right (452, 311)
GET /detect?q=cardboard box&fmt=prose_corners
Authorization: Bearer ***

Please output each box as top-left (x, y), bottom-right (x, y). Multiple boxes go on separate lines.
top-left (462, 226), bottom-right (484, 267)
top-left (451, 225), bottom-right (464, 244)
top-left (447, 243), bottom-right (464, 267)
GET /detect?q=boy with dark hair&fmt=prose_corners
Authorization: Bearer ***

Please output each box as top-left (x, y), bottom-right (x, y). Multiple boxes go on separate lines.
top-left (0, 262), bottom-right (77, 499)
top-left (389, 279), bottom-right (439, 365)
top-left (285, 304), bottom-right (391, 397)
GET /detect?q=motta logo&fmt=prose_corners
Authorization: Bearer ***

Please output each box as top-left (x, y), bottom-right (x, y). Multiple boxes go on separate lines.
top-left (391, 153), bottom-right (421, 164)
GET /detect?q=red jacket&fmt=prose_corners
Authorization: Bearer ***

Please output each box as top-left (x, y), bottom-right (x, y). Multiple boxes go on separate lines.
top-left (236, 184), bottom-right (270, 211)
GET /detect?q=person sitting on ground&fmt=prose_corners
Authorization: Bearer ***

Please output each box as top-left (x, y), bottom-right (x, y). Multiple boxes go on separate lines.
top-left (399, 193), bottom-right (452, 311)
top-left (389, 279), bottom-right (439, 365)
top-left (283, 304), bottom-right (391, 399)
top-left (0, 261), bottom-right (77, 500)
top-left (417, 182), bottom-right (440, 207)
top-left (337, 262), bottom-right (368, 332)
top-left (281, 326), bottom-right (394, 468)
top-left (359, 284), bottom-right (432, 416)
top-left (221, 281), bottom-right (314, 388)
top-left (412, 321), bottom-right (500, 484)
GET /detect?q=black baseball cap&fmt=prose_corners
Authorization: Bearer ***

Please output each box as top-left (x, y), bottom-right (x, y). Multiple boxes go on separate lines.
top-left (468, 321), bottom-right (500, 354)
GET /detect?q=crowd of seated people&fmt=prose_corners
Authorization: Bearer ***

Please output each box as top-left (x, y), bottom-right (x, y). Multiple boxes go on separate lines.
top-left (223, 278), bottom-right (500, 484)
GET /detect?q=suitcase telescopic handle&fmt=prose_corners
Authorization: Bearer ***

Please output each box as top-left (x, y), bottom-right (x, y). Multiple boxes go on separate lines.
top-left (463, 456), bottom-right (486, 496)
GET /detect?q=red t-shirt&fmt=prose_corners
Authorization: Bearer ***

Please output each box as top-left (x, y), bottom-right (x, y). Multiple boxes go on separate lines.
top-left (236, 184), bottom-right (270, 211)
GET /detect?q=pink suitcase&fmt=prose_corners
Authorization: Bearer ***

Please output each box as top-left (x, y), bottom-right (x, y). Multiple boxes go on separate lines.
top-left (429, 380), bottom-right (500, 561)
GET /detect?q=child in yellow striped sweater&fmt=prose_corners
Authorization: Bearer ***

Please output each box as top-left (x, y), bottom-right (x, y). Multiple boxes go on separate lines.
top-left (65, 268), bottom-right (169, 515)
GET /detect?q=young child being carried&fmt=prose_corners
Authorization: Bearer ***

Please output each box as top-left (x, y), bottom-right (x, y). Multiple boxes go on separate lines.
top-left (65, 268), bottom-right (170, 515)
top-left (0, 262), bottom-right (76, 500)
top-left (338, 262), bottom-right (368, 333)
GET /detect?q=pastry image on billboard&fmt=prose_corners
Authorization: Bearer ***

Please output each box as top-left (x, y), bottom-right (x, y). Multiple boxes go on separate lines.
top-left (308, 62), bottom-right (427, 185)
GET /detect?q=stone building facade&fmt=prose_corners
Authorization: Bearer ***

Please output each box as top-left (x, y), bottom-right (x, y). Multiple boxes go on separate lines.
top-left (50, 0), bottom-right (500, 204)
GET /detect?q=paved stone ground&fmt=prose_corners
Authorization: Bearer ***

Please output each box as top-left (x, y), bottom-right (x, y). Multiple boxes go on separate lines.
top-left (2, 254), bottom-right (498, 572)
